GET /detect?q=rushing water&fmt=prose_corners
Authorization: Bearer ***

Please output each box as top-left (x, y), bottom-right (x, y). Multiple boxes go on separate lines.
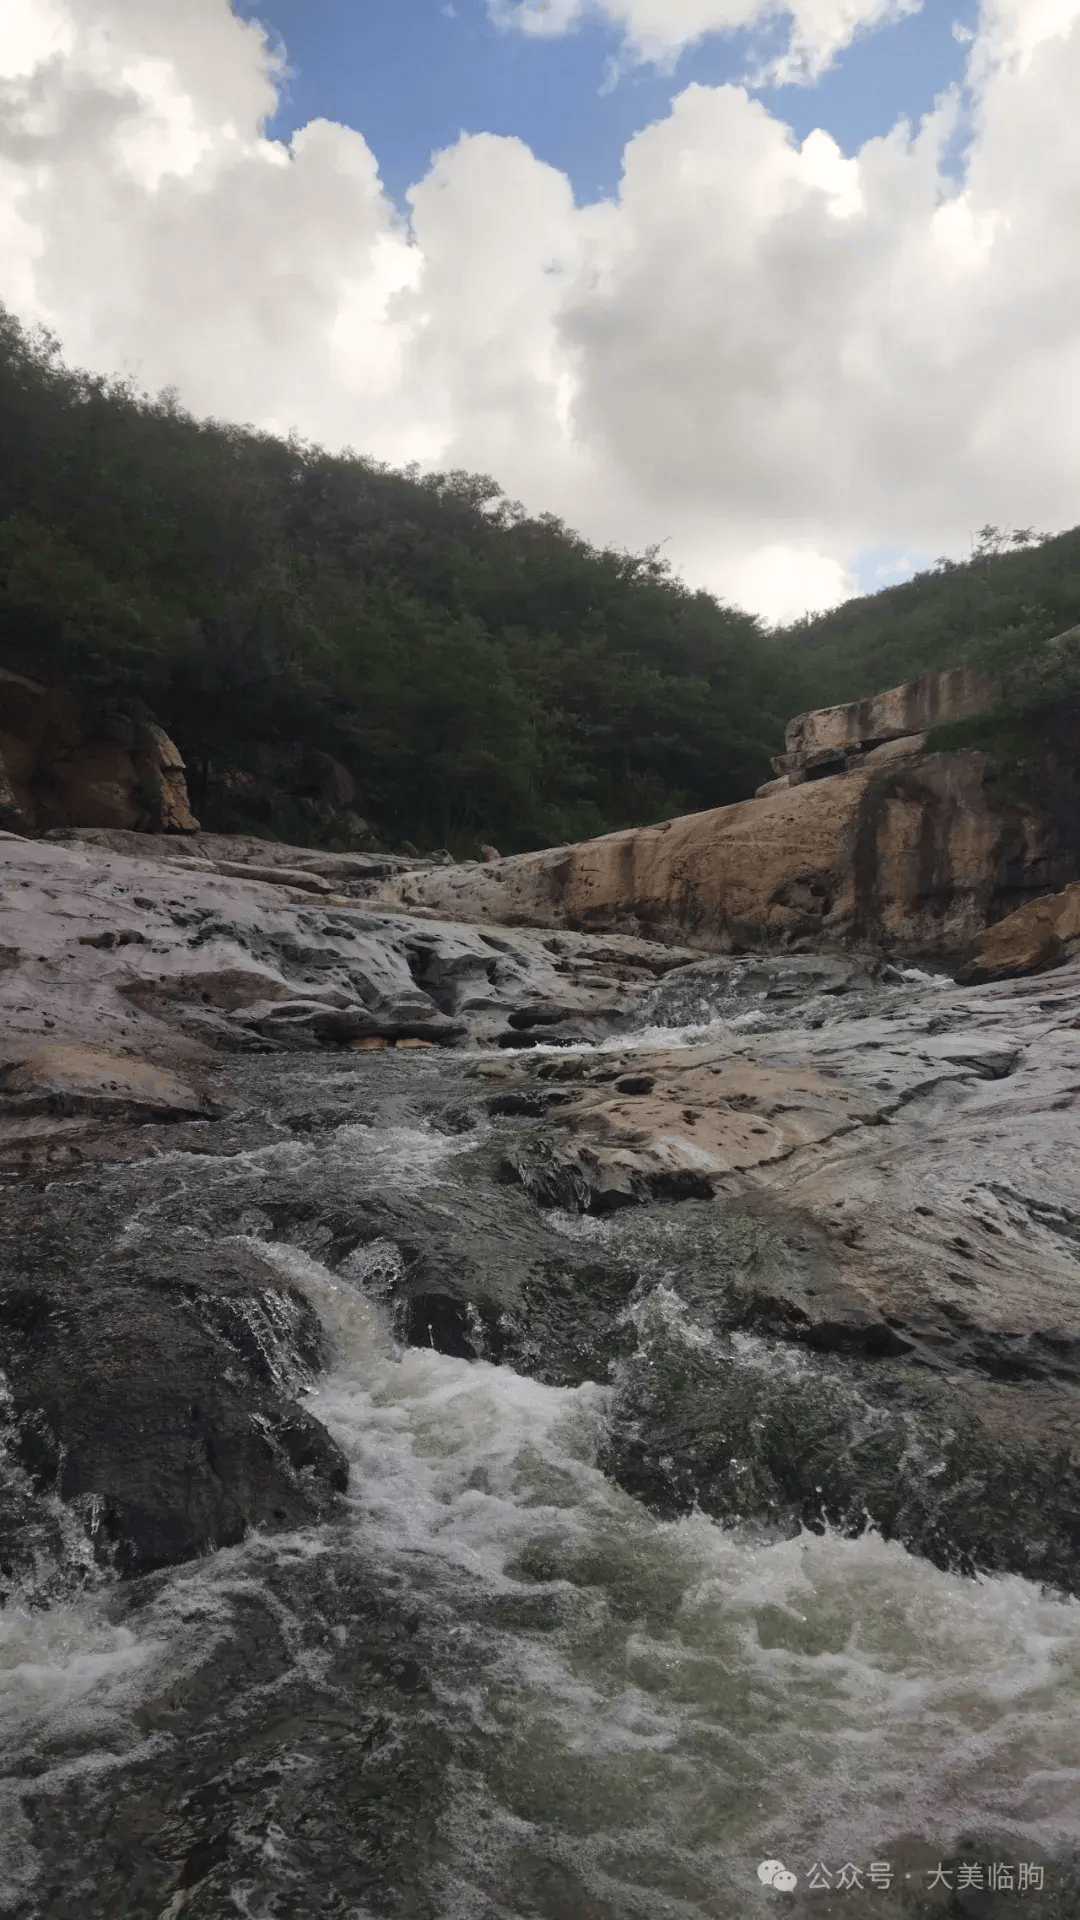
top-left (2, 978), bottom-right (1080, 1915)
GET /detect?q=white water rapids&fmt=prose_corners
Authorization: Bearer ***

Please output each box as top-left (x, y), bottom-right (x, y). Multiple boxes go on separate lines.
top-left (3, 1117), bottom-right (1080, 1916)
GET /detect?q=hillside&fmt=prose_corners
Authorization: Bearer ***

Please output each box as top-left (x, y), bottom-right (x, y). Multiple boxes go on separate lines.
top-left (3, 301), bottom-right (1079, 857)
top-left (775, 525), bottom-right (1080, 713)
top-left (0, 307), bottom-right (793, 856)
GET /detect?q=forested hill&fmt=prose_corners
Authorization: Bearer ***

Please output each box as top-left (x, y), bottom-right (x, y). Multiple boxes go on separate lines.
top-left (775, 525), bottom-right (1080, 714)
top-left (0, 307), bottom-right (793, 855)
top-left (2, 302), bottom-right (1079, 856)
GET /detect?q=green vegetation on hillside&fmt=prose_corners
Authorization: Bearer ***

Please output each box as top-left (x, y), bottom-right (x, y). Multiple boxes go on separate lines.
top-left (773, 526), bottom-right (1080, 786)
top-left (2, 302), bottom-right (1078, 854)
top-left (774, 523), bottom-right (1080, 713)
top-left (0, 307), bottom-right (794, 854)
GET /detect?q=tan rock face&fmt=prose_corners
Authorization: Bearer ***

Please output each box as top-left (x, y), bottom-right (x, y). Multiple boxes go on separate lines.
top-left (512, 1046), bottom-right (877, 1209)
top-left (960, 881), bottom-right (1080, 981)
top-left (0, 666), bottom-right (200, 833)
top-left (363, 746), bottom-right (1078, 958)
top-left (781, 666), bottom-right (999, 765)
top-left (136, 721), bottom-right (200, 832)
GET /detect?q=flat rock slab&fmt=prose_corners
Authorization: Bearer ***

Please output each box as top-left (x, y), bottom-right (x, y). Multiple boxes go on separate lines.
top-left (0, 1042), bottom-right (214, 1118)
top-left (494, 955), bottom-right (1080, 1367)
top-left (511, 1048), bottom-right (878, 1208)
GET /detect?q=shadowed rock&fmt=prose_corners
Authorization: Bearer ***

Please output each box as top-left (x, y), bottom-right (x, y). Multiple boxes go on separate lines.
top-left (0, 1242), bottom-right (348, 1579)
top-left (960, 879), bottom-right (1080, 981)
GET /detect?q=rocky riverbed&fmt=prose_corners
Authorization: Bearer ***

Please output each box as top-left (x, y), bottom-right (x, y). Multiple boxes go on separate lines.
top-left (2, 830), bottom-right (1080, 1917)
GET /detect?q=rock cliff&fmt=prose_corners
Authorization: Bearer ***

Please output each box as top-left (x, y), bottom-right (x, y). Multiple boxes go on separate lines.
top-left (767, 663), bottom-right (1000, 786)
top-left (360, 736), bottom-right (1077, 959)
top-left (0, 665), bottom-right (198, 834)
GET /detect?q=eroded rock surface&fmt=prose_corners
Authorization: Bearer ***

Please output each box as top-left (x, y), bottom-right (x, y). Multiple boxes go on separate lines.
top-left (361, 744), bottom-right (1079, 958)
top-left (471, 952), bottom-right (1080, 1585)
top-left (0, 836), bottom-right (695, 1153)
top-left (3, 825), bottom-right (1080, 1599)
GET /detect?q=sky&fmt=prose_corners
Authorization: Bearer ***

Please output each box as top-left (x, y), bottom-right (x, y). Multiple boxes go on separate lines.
top-left (1, 0), bottom-right (1078, 623)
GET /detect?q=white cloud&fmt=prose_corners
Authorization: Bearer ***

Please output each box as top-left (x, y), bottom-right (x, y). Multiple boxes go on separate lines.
top-left (1, 0), bottom-right (1080, 623)
top-left (487, 0), bottom-right (923, 83)
top-left (712, 541), bottom-right (858, 620)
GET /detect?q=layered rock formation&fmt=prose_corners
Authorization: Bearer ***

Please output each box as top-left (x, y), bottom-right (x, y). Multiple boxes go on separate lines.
top-left (2, 642), bottom-right (1079, 1602)
top-left (0, 831), bottom-right (697, 1170)
top-left (765, 664), bottom-right (1000, 788)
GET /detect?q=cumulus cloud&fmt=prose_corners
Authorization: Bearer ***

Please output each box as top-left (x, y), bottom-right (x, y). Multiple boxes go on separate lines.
top-left (1, 0), bottom-right (1079, 621)
top-left (488, 0), bottom-right (923, 83)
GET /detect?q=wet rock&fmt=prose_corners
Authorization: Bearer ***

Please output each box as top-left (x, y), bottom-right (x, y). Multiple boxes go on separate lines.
top-left (0, 1043), bottom-right (217, 1121)
top-left (0, 1239), bottom-right (347, 1575)
top-left (605, 1292), bottom-right (1080, 1589)
top-left (0, 834), bottom-right (702, 1177)
top-left (11, 1543), bottom-right (464, 1920)
top-left (465, 951), bottom-right (1080, 1583)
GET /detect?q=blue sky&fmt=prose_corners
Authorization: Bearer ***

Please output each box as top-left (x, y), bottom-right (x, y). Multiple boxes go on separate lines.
top-left (236, 0), bottom-right (979, 215)
top-left (228, 0), bottom-right (982, 598)
top-left (18, 0), bottom-right (1069, 625)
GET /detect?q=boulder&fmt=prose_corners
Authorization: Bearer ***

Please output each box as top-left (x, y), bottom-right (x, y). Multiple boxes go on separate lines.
top-left (0, 1238), bottom-right (348, 1578)
top-left (0, 663), bottom-right (200, 834)
top-left (959, 881), bottom-right (1080, 982)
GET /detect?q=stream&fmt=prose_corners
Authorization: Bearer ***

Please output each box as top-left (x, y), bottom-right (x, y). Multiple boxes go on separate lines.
top-left (2, 982), bottom-right (1080, 1919)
